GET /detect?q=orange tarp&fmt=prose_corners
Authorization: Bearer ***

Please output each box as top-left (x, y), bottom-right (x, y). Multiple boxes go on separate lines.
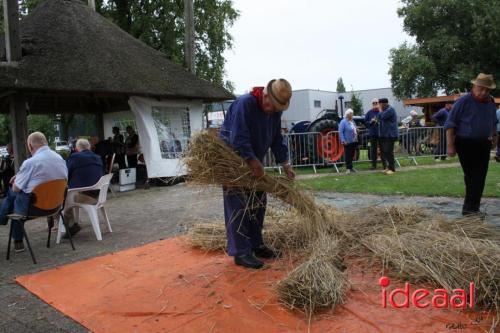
top-left (16, 238), bottom-right (495, 332)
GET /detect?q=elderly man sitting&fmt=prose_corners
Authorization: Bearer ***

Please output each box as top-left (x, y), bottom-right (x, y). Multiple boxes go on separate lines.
top-left (0, 132), bottom-right (67, 252)
top-left (63, 138), bottom-right (103, 238)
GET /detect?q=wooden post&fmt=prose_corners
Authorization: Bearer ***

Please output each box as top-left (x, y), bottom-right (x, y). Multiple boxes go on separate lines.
top-left (3, 0), bottom-right (22, 62)
top-left (184, 0), bottom-right (195, 74)
top-left (9, 96), bottom-right (28, 171)
top-left (4, 0), bottom-right (28, 171)
top-left (88, 0), bottom-right (96, 11)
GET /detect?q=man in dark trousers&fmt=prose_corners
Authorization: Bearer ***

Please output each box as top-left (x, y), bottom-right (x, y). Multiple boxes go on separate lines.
top-left (219, 78), bottom-right (295, 269)
top-left (377, 98), bottom-right (398, 175)
top-left (125, 126), bottom-right (139, 168)
top-left (446, 73), bottom-right (498, 217)
top-left (432, 102), bottom-right (453, 160)
top-left (63, 138), bottom-right (103, 237)
top-left (364, 98), bottom-right (383, 170)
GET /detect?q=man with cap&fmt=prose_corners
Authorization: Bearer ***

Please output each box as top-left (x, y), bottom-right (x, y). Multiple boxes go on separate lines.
top-left (432, 102), bottom-right (453, 161)
top-left (377, 98), bottom-right (398, 175)
top-left (445, 73), bottom-right (498, 217)
top-left (364, 98), bottom-right (384, 170)
top-left (219, 79), bottom-right (295, 269)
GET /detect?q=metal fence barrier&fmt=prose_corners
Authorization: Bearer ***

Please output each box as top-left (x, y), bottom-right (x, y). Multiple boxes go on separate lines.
top-left (264, 126), bottom-right (449, 173)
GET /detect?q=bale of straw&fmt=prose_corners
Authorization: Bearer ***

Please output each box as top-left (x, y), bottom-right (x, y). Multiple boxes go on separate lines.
top-left (276, 236), bottom-right (349, 313)
top-left (183, 132), bottom-right (327, 237)
top-left (187, 222), bottom-right (226, 251)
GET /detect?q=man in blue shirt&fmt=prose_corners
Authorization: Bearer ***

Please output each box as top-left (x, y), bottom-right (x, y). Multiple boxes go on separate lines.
top-left (377, 98), bottom-right (398, 174)
top-left (445, 73), bottom-right (498, 217)
top-left (432, 102), bottom-right (453, 160)
top-left (219, 79), bottom-right (295, 269)
top-left (62, 138), bottom-right (104, 238)
top-left (364, 98), bottom-right (384, 170)
top-left (496, 108), bottom-right (500, 162)
top-left (0, 132), bottom-right (67, 252)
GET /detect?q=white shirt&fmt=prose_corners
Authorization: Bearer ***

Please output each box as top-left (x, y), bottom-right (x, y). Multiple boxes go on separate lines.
top-left (15, 146), bottom-right (68, 193)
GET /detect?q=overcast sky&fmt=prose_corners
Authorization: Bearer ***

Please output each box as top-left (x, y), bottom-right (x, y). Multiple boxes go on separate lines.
top-left (223, 0), bottom-right (413, 94)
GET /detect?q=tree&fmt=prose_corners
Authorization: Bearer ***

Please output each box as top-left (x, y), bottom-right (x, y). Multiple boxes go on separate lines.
top-left (336, 77), bottom-right (346, 93)
top-left (389, 0), bottom-right (500, 99)
top-left (349, 89), bottom-right (363, 116)
top-left (99, 0), bottom-right (239, 90)
top-left (28, 114), bottom-right (56, 143)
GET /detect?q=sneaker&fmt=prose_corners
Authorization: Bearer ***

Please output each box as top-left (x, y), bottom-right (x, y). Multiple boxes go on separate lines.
top-left (346, 169), bottom-right (352, 174)
top-left (435, 158), bottom-right (441, 162)
top-left (14, 241), bottom-right (25, 253)
top-left (385, 170), bottom-right (395, 175)
top-left (63, 223), bottom-right (81, 239)
top-left (382, 169), bottom-right (389, 174)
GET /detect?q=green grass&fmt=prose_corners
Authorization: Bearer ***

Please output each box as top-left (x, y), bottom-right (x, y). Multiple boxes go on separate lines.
top-left (299, 163), bottom-right (500, 198)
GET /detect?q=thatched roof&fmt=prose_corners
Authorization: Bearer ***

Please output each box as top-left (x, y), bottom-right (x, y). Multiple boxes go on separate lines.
top-left (0, 0), bottom-right (233, 102)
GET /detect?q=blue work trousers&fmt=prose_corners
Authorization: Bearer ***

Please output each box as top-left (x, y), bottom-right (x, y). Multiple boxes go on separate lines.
top-left (222, 187), bottom-right (266, 256)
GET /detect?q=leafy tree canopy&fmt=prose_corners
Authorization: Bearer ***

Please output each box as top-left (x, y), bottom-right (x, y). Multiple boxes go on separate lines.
top-left (389, 0), bottom-right (500, 98)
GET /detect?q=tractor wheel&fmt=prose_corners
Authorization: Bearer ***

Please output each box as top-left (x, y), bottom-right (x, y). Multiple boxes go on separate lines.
top-left (308, 119), bottom-right (344, 163)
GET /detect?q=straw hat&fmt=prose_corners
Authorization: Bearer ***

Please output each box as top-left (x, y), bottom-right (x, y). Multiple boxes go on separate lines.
top-left (471, 73), bottom-right (496, 89)
top-left (266, 79), bottom-right (292, 111)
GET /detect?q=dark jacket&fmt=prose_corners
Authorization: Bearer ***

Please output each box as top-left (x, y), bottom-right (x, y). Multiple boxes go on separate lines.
top-left (364, 108), bottom-right (380, 137)
top-left (377, 106), bottom-right (399, 138)
top-left (219, 93), bottom-right (288, 163)
top-left (66, 150), bottom-right (103, 189)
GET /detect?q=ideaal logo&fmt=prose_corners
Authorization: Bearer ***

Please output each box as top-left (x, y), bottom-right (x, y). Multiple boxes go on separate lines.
top-left (379, 276), bottom-right (475, 309)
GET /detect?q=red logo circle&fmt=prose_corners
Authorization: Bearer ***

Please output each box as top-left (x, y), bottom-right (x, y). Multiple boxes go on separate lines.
top-left (379, 276), bottom-right (391, 287)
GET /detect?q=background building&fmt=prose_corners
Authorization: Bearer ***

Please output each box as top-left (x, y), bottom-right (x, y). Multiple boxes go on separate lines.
top-left (281, 88), bottom-right (418, 129)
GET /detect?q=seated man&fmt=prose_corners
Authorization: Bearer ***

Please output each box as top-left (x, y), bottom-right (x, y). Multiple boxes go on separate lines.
top-left (0, 132), bottom-right (68, 252)
top-left (63, 138), bottom-right (103, 238)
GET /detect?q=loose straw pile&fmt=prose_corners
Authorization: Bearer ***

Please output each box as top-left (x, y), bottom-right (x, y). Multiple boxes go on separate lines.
top-left (184, 131), bottom-right (499, 328)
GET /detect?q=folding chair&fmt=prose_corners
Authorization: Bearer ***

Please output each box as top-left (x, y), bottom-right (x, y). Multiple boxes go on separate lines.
top-left (6, 179), bottom-right (75, 264)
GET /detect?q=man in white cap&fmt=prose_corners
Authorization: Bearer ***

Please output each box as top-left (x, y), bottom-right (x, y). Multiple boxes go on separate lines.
top-left (219, 79), bottom-right (295, 269)
top-left (445, 73), bottom-right (498, 217)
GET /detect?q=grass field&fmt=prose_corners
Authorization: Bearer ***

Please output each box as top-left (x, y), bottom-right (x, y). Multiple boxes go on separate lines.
top-left (299, 162), bottom-right (500, 198)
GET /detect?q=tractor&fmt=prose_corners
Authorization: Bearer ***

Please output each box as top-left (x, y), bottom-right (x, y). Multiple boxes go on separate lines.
top-left (289, 109), bottom-right (368, 165)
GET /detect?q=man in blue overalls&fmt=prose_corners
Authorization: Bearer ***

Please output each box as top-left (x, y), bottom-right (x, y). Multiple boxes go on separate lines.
top-left (219, 79), bottom-right (295, 269)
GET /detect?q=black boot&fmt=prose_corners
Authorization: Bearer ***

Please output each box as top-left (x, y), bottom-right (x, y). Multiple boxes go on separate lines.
top-left (254, 245), bottom-right (279, 259)
top-left (234, 253), bottom-right (264, 269)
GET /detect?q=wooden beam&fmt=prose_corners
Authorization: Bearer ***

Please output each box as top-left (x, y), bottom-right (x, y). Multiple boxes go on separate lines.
top-left (184, 0), bottom-right (195, 74)
top-left (3, 0), bottom-right (22, 62)
top-left (9, 95), bottom-right (28, 171)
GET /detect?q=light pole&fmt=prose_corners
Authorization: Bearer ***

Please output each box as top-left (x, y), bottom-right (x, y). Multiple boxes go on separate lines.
top-left (338, 95), bottom-right (344, 118)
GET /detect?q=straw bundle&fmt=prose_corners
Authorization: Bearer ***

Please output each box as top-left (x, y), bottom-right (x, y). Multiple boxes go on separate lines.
top-left (276, 236), bottom-right (349, 314)
top-left (183, 132), bottom-right (326, 237)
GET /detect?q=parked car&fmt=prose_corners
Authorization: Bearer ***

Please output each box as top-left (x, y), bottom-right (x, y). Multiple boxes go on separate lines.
top-left (55, 140), bottom-right (70, 152)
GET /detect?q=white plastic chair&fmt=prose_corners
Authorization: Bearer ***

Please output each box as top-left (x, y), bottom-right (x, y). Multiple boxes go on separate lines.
top-left (56, 174), bottom-right (113, 243)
